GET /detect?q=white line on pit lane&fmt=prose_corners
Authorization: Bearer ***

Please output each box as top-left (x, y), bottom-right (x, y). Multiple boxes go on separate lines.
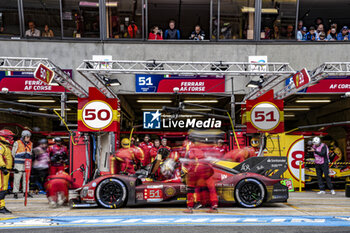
top-left (1, 215), bottom-right (350, 228)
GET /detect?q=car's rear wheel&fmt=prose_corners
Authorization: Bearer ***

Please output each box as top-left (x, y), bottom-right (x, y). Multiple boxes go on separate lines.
top-left (235, 178), bottom-right (265, 208)
top-left (95, 178), bottom-right (127, 208)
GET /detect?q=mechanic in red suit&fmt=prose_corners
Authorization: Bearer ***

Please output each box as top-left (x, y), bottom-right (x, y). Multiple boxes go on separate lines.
top-left (149, 139), bottom-right (161, 163)
top-left (130, 137), bottom-right (144, 169)
top-left (139, 134), bottom-right (154, 166)
top-left (110, 138), bottom-right (136, 175)
top-left (45, 171), bottom-right (79, 208)
top-left (213, 139), bottom-right (229, 158)
top-left (48, 137), bottom-right (68, 175)
top-left (224, 147), bottom-right (255, 163)
top-left (160, 138), bottom-right (171, 151)
top-left (183, 142), bottom-right (218, 214)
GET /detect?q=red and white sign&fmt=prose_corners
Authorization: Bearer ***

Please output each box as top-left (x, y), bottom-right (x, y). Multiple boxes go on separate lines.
top-left (250, 102), bottom-right (281, 131)
top-left (303, 76), bottom-right (350, 93)
top-left (78, 87), bottom-right (120, 132)
top-left (245, 90), bottom-right (284, 133)
top-left (24, 158), bottom-right (32, 206)
top-left (0, 70), bottom-right (72, 93)
top-left (135, 74), bottom-right (225, 93)
top-left (82, 101), bottom-right (114, 130)
top-left (34, 63), bottom-right (55, 85)
top-left (287, 138), bottom-right (305, 183)
top-left (292, 68), bottom-right (310, 89)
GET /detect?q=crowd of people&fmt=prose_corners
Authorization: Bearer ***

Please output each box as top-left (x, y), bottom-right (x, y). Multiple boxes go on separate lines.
top-left (296, 19), bottom-right (349, 41)
top-left (12, 17), bottom-right (350, 42)
top-left (25, 21), bottom-right (55, 38)
top-left (0, 129), bottom-right (69, 213)
top-left (148, 20), bottom-right (205, 41)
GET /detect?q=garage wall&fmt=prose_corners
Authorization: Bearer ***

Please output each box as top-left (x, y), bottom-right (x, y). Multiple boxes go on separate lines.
top-left (1, 40), bottom-right (349, 95)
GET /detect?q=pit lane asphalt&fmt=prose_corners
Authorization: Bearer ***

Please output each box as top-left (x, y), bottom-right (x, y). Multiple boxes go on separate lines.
top-left (4, 191), bottom-right (350, 217)
top-left (2, 191), bottom-right (350, 233)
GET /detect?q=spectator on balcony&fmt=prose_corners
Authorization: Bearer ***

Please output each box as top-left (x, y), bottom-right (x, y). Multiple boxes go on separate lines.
top-left (305, 26), bottom-right (317, 41)
top-left (148, 26), bottom-right (163, 40)
top-left (190, 25), bottom-right (205, 40)
top-left (337, 26), bottom-right (349, 41)
top-left (285, 24), bottom-right (294, 39)
top-left (297, 26), bottom-right (307, 41)
top-left (326, 25), bottom-right (337, 41)
top-left (297, 20), bottom-right (303, 32)
top-left (25, 21), bottom-right (40, 37)
top-left (41, 25), bottom-right (54, 37)
top-left (315, 17), bottom-right (324, 28)
top-left (262, 26), bottom-right (272, 40)
top-left (327, 23), bottom-right (337, 36)
top-left (272, 24), bottom-right (280, 39)
top-left (316, 24), bottom-right (325, 40)
top-left (164, 20), bottom-right (180, 40)
top-left (318, 32), bottom-right (326, 41)
top-left (128, 21), bottom-right (139, 38)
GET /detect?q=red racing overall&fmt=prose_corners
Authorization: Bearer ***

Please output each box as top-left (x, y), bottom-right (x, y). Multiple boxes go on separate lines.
top-left (185, 146), bottom-right (218, 209)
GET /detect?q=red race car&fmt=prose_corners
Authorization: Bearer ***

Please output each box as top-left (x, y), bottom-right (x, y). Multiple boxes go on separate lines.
top-left (69, 156), bottom-right (289, 208)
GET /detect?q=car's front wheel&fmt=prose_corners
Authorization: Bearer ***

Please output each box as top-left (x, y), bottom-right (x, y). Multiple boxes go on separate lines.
top-left (235, 178), bottom-right (265, 208)
top-left (95, 178), bottom-right (127, 208)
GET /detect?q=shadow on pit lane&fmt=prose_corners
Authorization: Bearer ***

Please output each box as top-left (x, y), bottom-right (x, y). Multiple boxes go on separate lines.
top-left (75, 202), bottom-right (282, 209)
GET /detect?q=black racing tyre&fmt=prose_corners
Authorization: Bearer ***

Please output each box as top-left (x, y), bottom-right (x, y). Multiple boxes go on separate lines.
top-left (95, 178), bottom-right (127, 208)
top-left (235, 178), bottom-right (265, 208)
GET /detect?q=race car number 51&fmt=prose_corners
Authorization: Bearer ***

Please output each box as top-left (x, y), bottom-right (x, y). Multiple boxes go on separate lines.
top-left (82, 100), bottom-right (113, 130)
top-left (251, 102), bottom-right (281, 131)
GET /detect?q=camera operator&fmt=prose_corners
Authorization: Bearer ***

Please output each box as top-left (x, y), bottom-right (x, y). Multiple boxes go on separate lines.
top-left (48, 137), bottom-right (68, 175)
top-left (309, 137), bottom-right (335, 195)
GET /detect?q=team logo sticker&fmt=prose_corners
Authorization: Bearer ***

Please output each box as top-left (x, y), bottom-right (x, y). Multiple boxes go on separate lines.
top-left (164, 187), bottom-right (176, 197)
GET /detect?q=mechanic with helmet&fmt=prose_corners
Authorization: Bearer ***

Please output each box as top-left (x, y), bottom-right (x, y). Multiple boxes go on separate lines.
top-left (0, 129), bottom-right (15, 214)
top-left (110, 138), bottom-right (136, 175)
top-left (309, 136), bottom-right (336, 195)
top-left (250, 137), bottom-right (260, 156)
top-left (12, 130), bottom-right (33, 199)
top-left (48, 137), bottom-right (68, 175)
top-left (33, 139), bottom-right (50, 193)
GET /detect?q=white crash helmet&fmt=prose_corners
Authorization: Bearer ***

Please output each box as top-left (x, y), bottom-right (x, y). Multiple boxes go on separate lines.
top-left (312, 136), bottom-right (321, 145)
top-left (21, 130), bottom-right (32, 138)
top-left (160, 158), bottom-right (176, 178)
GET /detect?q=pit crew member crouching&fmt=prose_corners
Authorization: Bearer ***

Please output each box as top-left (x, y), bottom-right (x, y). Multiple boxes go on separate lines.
top-left (45, 171), bottom-right (79, 208)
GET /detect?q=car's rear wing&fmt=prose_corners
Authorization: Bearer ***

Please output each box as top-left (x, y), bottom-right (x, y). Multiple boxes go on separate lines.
top-left (233, 156), bottom-right (288, 179)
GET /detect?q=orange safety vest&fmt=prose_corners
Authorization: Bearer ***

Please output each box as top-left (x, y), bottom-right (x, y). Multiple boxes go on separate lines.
top-left (14, 140), bottom-right (32, 164)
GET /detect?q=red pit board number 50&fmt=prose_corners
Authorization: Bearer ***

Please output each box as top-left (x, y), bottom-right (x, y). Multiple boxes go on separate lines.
top-left (82, 101), bottom-right (113, 130)
top-left (34, 63), bottom-right (55, 85)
